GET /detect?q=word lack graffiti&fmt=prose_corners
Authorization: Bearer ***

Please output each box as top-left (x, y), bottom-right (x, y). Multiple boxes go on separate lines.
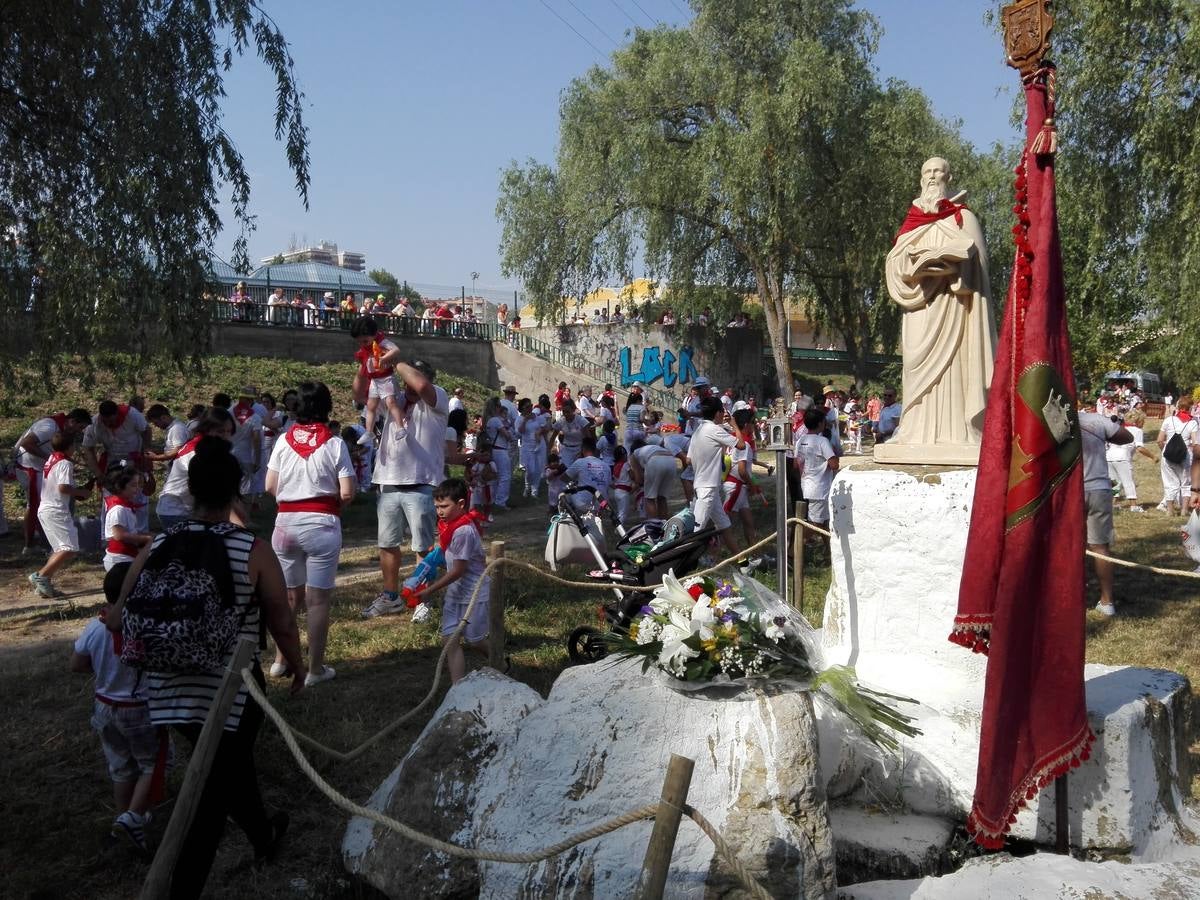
top-left (619, 345), bottom-right (699, 388)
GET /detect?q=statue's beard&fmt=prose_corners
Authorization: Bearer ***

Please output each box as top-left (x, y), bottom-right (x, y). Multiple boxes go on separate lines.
top-left (915, 183), bottom-right (948, 213)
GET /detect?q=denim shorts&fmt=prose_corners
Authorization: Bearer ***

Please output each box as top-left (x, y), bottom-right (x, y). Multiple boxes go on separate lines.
top-left (378, 485), bottom-right (435, 552)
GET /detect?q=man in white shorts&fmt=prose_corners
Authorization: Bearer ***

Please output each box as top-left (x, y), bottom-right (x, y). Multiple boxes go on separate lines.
top-left (794, 406), bottom-right (840, 548)
top-left (363, 360), bottom-right (472, 618)
top-left (551, 399), bottom-right (590, 466)
top-left (631, 439), bottom-right (682, 520)
top-left (13, 407), bottom-right (91, 553)
top-left (687, 395), bottom-right (745, 556)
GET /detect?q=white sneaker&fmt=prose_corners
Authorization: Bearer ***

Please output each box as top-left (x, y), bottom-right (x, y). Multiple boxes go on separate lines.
top-left (1156, 501), bottom-right (1169, 512)
top-left (28, 572), bottom-right (58, 599)
top-left (356, 431), bottom-right (373, 447)
top-left (1129, 505), bottom-right (1144, 513)
top-left (305, 665), bottom-right (336, 687)
top-left (1095, 602), bottom-right (1116, 617)
top-left (411, 602), bottom-right (433, 623)
top-left (361, 593), bottom-right (406, 618)
top-left (268, 662), bottom-right (291, 678)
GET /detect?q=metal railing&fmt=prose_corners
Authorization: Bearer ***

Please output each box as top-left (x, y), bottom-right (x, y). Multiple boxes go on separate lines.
top-left (209, 301), bottom-right (681, 408)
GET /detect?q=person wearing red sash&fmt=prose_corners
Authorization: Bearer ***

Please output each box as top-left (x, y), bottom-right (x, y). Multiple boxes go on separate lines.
top-left (102, 466), bottom-right (152, 572)
top-left (82, 399), bottom-right (151, 482)
top-left (29, 430), bottom-right (94, 598)
top-left (409, 478), bottom-right (490, 683)
top-left (265, 381), bottom-right (356, 688)
top-left (12, 407), bottom-right (91, 554)
top-left (349, 316), bottom-right (406, 448)
top-left (722, 409), bottom-right (762, 563)
top-left (154, 408), bottom-right (236, 529)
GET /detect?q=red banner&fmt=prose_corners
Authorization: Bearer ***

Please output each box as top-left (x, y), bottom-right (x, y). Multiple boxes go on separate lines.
top-left (949, 70), bottom-right (1092, 848)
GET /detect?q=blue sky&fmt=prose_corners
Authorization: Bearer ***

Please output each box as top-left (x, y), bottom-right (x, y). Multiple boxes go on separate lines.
top-left (217, 1), bottom-right (1017, 293)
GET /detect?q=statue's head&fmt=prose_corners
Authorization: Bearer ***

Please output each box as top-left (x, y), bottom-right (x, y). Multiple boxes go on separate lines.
top-left (917, 157), bottom-right (953, 211)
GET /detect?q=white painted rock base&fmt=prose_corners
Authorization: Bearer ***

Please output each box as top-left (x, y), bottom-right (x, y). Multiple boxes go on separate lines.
top-left (818, 463), bottom-right (1195, 855)
top-left (345, 660), bottom-right (838, 898)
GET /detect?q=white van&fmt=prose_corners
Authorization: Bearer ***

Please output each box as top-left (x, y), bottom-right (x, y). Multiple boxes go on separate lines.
top-left (1102, 370), bottom-right (1163, 402)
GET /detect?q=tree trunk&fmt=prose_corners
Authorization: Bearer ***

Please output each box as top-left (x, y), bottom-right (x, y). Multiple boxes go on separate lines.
top-left (755, 272), bottom-right (793, 400)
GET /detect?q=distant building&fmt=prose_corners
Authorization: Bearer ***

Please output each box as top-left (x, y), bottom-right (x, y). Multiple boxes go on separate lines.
top-left (260, 240), bottom-right (365, 272)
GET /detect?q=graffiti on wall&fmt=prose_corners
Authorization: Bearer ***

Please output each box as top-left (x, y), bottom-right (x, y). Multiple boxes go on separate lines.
top-left (618, 344), bottom-right (700, 388)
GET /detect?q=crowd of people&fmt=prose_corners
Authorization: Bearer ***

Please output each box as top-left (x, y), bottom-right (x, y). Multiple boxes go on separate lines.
top-left (15, 309), bottom-right (1198, 889)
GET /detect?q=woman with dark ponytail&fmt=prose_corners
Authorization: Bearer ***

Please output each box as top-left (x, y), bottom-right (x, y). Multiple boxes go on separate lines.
top-left (110, 435), bottom-right (305, 898)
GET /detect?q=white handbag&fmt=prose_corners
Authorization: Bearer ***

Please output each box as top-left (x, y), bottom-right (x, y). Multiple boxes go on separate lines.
top-left (544, 513), bottom-right (605, 571)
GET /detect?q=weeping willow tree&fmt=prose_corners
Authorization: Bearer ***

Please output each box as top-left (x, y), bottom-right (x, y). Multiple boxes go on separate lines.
top-left (0, 0), bottom-right (309, 371)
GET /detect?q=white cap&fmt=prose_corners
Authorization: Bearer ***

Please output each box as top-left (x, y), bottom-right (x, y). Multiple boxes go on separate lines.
top-left (695, 376), bottom-right (710, 387)
top-left (732, 400), bottom-right (750, 411)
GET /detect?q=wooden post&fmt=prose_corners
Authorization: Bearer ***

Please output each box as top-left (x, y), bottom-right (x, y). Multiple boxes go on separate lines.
top-left (487, 541), bottom-right (506, 670)
top-left (774, 449), bottom-right (789, 606)
top-left (793, 501), bottom-right (808, 610)
top-left (1055, 774), bottom-right (1069, 853)
top-left (636, 754), bottom-right (695, 900)
top-left (141, 638), bottom-right (257, 900)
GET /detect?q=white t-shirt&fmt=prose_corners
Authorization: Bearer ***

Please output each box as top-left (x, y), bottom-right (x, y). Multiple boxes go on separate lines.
top-left (449, 395), bottom-right (465, 414)
top-left (634, 444), bottom-right (674, 467)
top-left (156, 442), bottom-right (197, 518)
top-left (75, 618), bottom-right (145, 702)
top-left (373, 385), bottom-right (450, 486)
top-left (552, 415), bottom-right (589, 453)
top-left (1106, 424), bottom-right (1143, 463)
top-left (163, 419), bottom-right (191, 456)
top-left (83, 407), bottom-right (148, 460)
top-left (485, 415), bottom-right (513, 452)
top-left (729, 439), bottom-right (755, 481)
top-left (445, 523), bottom-right (489, 607)
top-left (1078, 411), bottom-right (1121, 492)
top-left (268, 430), bottom-right (355, 525)
top-left (15, 416), bottom-right (60, 468)
top-left (229, 406), bottom-right (262, 466)
top-left (1159, 415), bottom-right (1198, 467)
top-left (104, 503), bottom-right (140, 568)
top-left (795, 433), bottom-right (836, 501)
top-left (624, 403), bottom-right (645, 433)
top-left (578, 395), bottom-right (597, 418)
top-left (878, 402), bottom-right (902, 438)
top-left (683, 395), bottom-right (703, 436)
top-left (39, 456), bottom-right (74, 514)
top-left (517, 415), bottom-right (543, 446)
top-left (688, 420), bottom-right (738, 490)
top-left (565, 455), bottom-right (613, 496)
top-left (500, 398), bottom-right (519, 429)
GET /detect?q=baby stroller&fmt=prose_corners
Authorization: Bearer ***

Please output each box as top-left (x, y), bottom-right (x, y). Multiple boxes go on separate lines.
top-left (558, 492), bottom-right (719, 664)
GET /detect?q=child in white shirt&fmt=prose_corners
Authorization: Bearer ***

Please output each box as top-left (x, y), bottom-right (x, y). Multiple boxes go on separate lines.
top-left (30, 431), bottom-right (93, 598)
top-left (468, 451), bottom-right (498, 522)
top-left (102, 465), bottom-right (152, 571)
top-left (545, 453), bottom-right (567, 516)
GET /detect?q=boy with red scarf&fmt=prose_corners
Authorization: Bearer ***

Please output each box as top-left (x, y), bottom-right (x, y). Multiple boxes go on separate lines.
top-left (102, 465), bottom-right (152, 572)
top-left (29, 431), bottom-right (93, 598)
top-left (411, 478), bottom-right (489, 683)
top-left (13, 407), bottom-right (91, 554)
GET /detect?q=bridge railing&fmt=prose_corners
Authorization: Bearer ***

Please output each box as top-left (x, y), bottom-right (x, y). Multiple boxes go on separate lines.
top-left (210, 301), bottom-right (680, 409)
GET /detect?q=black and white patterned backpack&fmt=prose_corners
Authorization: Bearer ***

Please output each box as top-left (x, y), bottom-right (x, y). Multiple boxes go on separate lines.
top-left (120, 522), bottom-right (248, 673)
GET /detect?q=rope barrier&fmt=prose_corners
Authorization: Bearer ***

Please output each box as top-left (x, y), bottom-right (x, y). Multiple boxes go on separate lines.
top-left (1084, 548), bottom-right (1200, 579)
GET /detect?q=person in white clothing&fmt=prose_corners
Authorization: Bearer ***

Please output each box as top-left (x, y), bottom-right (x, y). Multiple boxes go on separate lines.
top-left (145, 404), bottom-right (191, 469)
top-left (631, 439), bottom-right (682, 520)
top-left (517, 399), bottom-right (548, 498)
top-left (483, 396), bottom-right (515, 510)
top-left (29, 431), bottom-right (94, 598)
top-left (663, 429), bottom-right (693, 504)
top-left (564, 436), bottom-right (612, 513)
top-left (623, 397), bottom-right (647, 451)
top-left (875, 389), bottom-right (902, 444)
top-left (363, 360), bottom-right (471, 619)
top-left (1106, 409), bottom-right (1156, 512)
top-left (154, 408), bottom-right (235, 529)
top-left (794, 406), bottom-right (840, 540)
top-left (82, 399), bottom-right (151, 482)
top-left (266, 382), bottom-right (356, 686)
top-left (1157, 393), bottom-right (1197, 515)
top-left (13, 407), bottom-right (91, 553)
top-left (687, 396), bottom-right (745, 555)
top-left (102, 466), bottom-right (152, 571)
top-left (551, 400), bottom-right (590, 467)
top-left (722, 409), bottom-right (762, 554)
top-left (223, 388), bottom-right (264, 502)
top-left (351, 317), bottom-right (406, 447)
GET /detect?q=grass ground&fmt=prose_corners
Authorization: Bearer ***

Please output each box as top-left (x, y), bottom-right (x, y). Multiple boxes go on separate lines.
top-left (0, 388), bottom-right (1193, 897)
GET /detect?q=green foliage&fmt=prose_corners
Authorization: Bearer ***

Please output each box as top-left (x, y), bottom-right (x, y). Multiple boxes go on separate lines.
top-left (368, 267), bottom-right (400, 301)
top-left (0, 0), bottom-right (310, 368)
top-left (1050, 0), bottom-right (1200, 386)
top-left (497, 0), bottom-right (1010, 392)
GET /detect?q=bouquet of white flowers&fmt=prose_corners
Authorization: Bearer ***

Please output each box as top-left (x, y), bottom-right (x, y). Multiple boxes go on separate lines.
top-left (607, 571), bottom-right (921, 751)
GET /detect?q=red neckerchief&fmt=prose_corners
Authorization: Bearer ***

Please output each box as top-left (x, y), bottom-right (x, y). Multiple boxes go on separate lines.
top-left (894, 198), bottom-right (968, 244)
top-left (43, 451), bottom-right (68, 479)
top-left (51, 412), bottom-right (68, 432)
top-left (232, 400), bottom-right (255, 426)
top-left (1178, 410), bottom-right (1193, 424)
top-left (99, 608), bottom-right (123, 655)
top-left (285, 423), bottom-right (333, 459)
top-left (175, 436), bottom-right (201, 459)
top-left (613, 459), bottom-right (626, 480)
top-left (104, 494), bottom-right (140, 512)
top-left (437, 509), bottom-right (485, 550)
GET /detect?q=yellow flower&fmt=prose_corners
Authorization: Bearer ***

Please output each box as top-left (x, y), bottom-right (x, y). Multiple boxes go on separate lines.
top-left (629, 622), bottom-right (639, 641)
top-left (701, 637), bottom-right (718, 652)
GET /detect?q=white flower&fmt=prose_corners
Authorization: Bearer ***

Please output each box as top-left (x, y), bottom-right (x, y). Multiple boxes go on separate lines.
top-left (658, 606), bottom-right (699, 672)
top-left (650, 570), bottom-right (698, 615)
top-left (690, 600), bottom-right (716, 642)
top-left (635, 616), bottom-right (661, 645)
top-left (764, 620), bottom-right (785, 641)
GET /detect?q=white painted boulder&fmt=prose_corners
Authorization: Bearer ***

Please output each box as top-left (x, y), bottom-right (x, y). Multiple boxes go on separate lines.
top-left (817, 462), bottom-right (1195, 856)
top-left (342, 669), bottom-right (544, 899)
top-left (344, 659), bottom-right (838, 898)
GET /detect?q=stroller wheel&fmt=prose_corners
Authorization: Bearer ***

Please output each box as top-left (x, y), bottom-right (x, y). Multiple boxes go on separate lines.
top-left (567, 626), bottom-right (608, 664)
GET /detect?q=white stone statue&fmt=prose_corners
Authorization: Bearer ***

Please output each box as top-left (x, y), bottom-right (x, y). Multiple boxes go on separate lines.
top-left (876, 157), bottom-right (997, 466)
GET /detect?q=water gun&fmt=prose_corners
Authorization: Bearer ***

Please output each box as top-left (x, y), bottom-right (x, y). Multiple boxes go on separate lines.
top-left (402, 544), bottom-right (446, 607)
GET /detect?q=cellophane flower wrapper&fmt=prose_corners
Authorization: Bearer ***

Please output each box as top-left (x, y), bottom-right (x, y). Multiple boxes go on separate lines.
top-left (608, 570), bottom-right (921, 750)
